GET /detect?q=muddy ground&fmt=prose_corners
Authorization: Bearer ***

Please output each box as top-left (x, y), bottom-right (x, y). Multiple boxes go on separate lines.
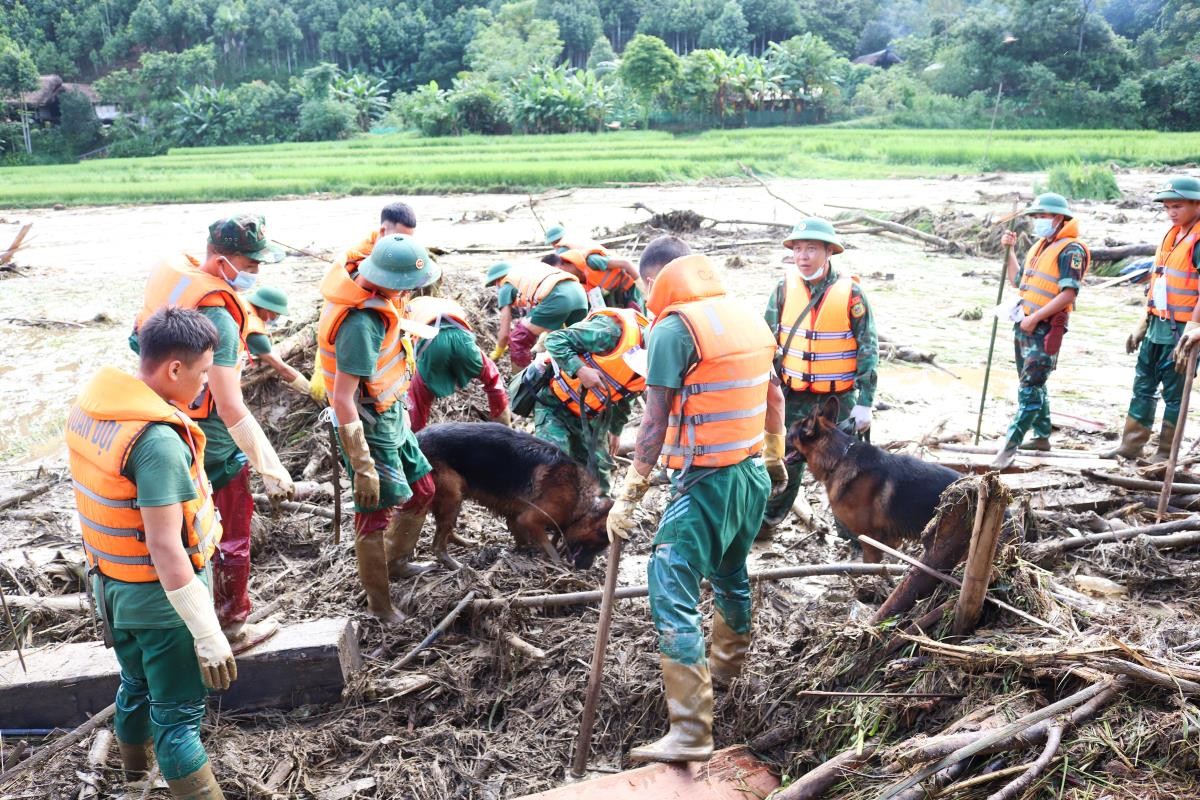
top-left (1, 170), bottom-right (1197, 799)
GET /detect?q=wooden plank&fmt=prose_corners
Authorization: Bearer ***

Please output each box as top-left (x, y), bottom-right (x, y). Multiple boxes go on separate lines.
top-left (0, 618), bottom-right (360, 729)
top-left (999, 472), bottom-right (1084, 493)
top-left (0, 224), bottom-right (32, 266)
top-left (513, 746), bottom-right (778, 800)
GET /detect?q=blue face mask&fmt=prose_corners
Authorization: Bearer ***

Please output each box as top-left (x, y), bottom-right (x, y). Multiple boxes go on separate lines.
top-left (1032, 218), bottom-right (1056, 238)
top-left (221, 257), bottom-right (258, 291)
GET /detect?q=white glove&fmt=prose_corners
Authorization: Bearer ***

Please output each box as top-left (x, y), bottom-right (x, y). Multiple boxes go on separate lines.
top-left (606, 467), bottom-right (651, 542)
top-left (164, 576), bottom-right (237, 691)
top-left (228, 413), bottom-right (294, 505)
top-left (849, 405), bottom-right (872, 432)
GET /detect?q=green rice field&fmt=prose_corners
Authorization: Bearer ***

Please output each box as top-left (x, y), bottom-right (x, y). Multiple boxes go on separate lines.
top-left (2, 127), bottom-right (1198, 207)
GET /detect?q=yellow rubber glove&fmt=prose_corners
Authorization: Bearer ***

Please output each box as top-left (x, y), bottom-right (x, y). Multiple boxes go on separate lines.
top-left (309, 370), bottom-right (327, 404)
top-left (764, 432), bottom-right (788, 498)
top-left (338, 420), bottom-right (379, 509)
top-left (287, 373), bottom-right (311, 397)
top-left (490, 343), bottom-right (508, 361)
top-left (606, 466), bottom-right (651, 542)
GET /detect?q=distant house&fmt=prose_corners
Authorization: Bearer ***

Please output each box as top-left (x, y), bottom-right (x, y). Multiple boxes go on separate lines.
top-left (5, 75), bottom-right (119, 124)
top-left (853, 47), bottom-right (904, 69)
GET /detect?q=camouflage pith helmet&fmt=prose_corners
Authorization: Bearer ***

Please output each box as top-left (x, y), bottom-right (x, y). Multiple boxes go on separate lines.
top-left (1025, 192), bottom-right (1073, 219)
top-left (246, 286), bottom-right (288, 315)
top-left (208, 213), bottom-right (285, 263)
top-left (358, 234), bottom-right (440, 291)
top-left (782, 217), bottom-right (844, 254)
top-left (1155, 176), bottom-right (1200, 202)
top-left (485, 261), bottom-right (512, 286)
top-left (544, 225), bottom-right (566, 245)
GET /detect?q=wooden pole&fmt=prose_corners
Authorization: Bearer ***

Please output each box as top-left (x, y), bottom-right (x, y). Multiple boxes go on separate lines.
top-left (570, 537), bottom-right (623, 779)
top-left (951, 475), bottom-right (1008, 635)
top-left (974, 199), bottom-right (1020, 445)
top-left (1157, 350), bottom-right (1198, 522)
top-left (0, 585), bottom-right (25, 673)
top-left (327, 420), bottom-right (343, 546)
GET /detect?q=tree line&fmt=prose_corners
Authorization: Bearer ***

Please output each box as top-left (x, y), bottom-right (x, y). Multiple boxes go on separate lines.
top-left (1, 0), bottom-right (1197, 162)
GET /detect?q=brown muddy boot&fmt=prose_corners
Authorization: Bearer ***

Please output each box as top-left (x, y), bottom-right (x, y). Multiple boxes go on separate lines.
top-left (1018, 437), bottom-right (1051, 451)
top-left (384, 510), bottom-right (438, 576)
top-left (990, 439), bottom-right (1019, 470)
top-left (221, 620), bottom-right (279, 655)
top-left (355, 532), bottom-right (403, 625)
top-left (1152, 419), bottom-right (1178, 462)
top-left (708, 613), bottom-right (751, 689)
top-left (1105, 416), bottom-right (1152, 460)
top-left (166, 762), bottom-right (225, 799)
top-left (118, 740), bottom-right (153, 780)
top-left (629, 657), bottom-right (714, 763)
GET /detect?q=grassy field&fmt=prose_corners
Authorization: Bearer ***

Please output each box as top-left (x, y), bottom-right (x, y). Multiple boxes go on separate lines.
top-left (2, 127), bottom-right (1198, 207)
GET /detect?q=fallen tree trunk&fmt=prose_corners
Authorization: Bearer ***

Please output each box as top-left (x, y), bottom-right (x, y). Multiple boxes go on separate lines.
top-left (1089, 243), bottom-right (1155, 263)
top-left (768, 745), bottom-right (877, 800)
top-left (1022, 515), bottom-right (1200, 560)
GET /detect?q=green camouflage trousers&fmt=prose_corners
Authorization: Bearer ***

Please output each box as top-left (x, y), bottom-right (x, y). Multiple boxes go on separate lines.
top-left (1003, 324), bottom-right (1057, 446)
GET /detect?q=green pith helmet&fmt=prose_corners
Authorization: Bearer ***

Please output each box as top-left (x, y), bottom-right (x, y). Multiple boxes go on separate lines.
top-left (207, 213), bottom-right (285, 263)
top-left (485, 261), bottom-right (512, 286)
top-left (359, 234), bottom-right (440, 291)
top-left (1025, 192), bottom-right (1073, 219)
top-left (246, 286), bottom-right (288, 315)
top-left (544, 225), bottom-right (566, 245)
top-left (1155, 176), bottom-right (1200, 202)
top-left (782, 217), bottom-right (844, 254)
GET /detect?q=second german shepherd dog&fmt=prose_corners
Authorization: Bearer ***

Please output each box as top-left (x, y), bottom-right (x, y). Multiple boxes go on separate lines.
top-left (417, 422), bottom-right (613, 570)
top-left (786, 397), bottom-right (962, 563)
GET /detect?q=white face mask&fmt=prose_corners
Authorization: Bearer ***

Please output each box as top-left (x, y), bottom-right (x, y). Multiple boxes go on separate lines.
top-left (1032, 218), bottom-right (1056, 239)
top-left (798, 262), bottom-right (828, 282)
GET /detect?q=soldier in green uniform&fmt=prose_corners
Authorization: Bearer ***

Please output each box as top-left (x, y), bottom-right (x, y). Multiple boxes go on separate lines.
top-left (1111, 176), bottom-right (1200, 460)
top-left (243, 286), bottom-right (310, 396)
top-left (760, 218), bottom-right (878, 535)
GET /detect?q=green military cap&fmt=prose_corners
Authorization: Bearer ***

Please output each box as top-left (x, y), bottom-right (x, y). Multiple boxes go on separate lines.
top-left (359, 234), bottom-right (440, 291)
top-left (544, 225), bottom-right (566, 245)
top-left (1025, 192), bottom-right (1073, 219)
top-left (1154, 176), bottom-right (1200, 202)
top-left (782, 217), bottom-right (844, 254)
top-left (246, 286), bottom-right (288, 316)
top-left (485, 261), bottom-right (512, 286)
top-left (208, 213), bottom-right (285, 263)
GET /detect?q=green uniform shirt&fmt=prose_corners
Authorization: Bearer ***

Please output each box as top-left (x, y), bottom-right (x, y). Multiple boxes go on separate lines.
top-left (498, 280), bottom-right (588, 329)
top-left (333, 307), bottom-right (406, 446)
top-left (585, 254), bottom-right (644, 309)
top-left (95, 423), bottom-right (211, 630)
top-left (416, 326), bottom-right (483, 399)
top-left (763, 268), bottom-right (879, 407)
top-left (1147, 243), bottom-right (1200, 344)
top-left (541, 314), bottom-right (635, 434)
top-left (129, 306), bottom-right (246, 489)
top-left (645, 315), bottom-right (697, 389)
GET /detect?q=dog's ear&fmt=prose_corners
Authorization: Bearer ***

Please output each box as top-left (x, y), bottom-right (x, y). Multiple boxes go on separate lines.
top-left (820, 395), bottom-right (840, 425)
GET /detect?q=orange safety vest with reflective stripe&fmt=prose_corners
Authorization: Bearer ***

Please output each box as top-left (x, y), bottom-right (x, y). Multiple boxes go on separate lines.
top-left (1148, 220), bottom-right (1200, 322)
top-left (776, 271), bottom-right (858, 394)
top-left (343, 229), bottom-right (381, 272)
top-left (405, 296), bottom-right (473, 332)
top-left (1019, 219), bottom-right (1089, 315)
top-left (647, 255), bottom-right (776, 473)
top-left (559, 247), bottom-right (634, 293)
top-left (549, 308), bottom-right (649, 417)
top-left (316, 263), bottom-right (413, 415)
top-left (66, 367), bottom-right (221, 583)
top-left (133, 253), bottom-right (250, 420)
top-left (501, 263), bottom-right (579, 309)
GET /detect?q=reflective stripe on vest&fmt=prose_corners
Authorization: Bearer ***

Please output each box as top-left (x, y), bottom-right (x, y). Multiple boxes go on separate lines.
top-left (777, 273), bottom-right (858, 394)
top-left (316, 265), bottom-right (413, 414)
top-left (66, 369), bottom-right (221, 583)
top-left (659, 299), bottom-right (777, 473)
top-left (1148, 221), bottom-right (1200, 322)
top-left (1019, 222), bottom-right (1089, 316)
top-left (559, 248), bottom-right (633, 293)
top-left (549, 308), bottom-right (648, 417)
top-left (502, 263), bottom-right (579, 308)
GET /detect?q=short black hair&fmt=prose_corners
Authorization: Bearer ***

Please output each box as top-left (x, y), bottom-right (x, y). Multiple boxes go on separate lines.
top-left (541, 253), bottom-right (563, 267)
top-left (639, 235), bottom-right (691, 279)
top-left (381, 202), bottom-right (417, 229)
top-left (139, 307), bottom-right (219, 368)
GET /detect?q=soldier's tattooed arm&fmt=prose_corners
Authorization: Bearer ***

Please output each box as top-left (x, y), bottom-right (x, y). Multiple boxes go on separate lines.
top-left (633, 385), bottom-right (675, 476)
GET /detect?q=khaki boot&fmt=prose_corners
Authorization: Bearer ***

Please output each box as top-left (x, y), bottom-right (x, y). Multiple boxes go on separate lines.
top-left (166, 762), bottom-right (225, 799)
top-left (629, 657), bottom-right (714, 763)
top-left (1152, 419), bottom-right (1178, 463)
top-left (1105, 416), bottom-right (1152, 460)
top-left (117, 740), bottom-right (153, 780)
top-left (221, 619), bottom-right (279, 655)
top-left (708, 613), bottom-right (751, 689)
top-left (990, 439), bottom-right (1019, 470)
top-left (1018, 437), bottom-right (1051, 451)
top-left (384, 511), bottom-right (438, 576)
top-left (355, 533), bottom-right (402, 625)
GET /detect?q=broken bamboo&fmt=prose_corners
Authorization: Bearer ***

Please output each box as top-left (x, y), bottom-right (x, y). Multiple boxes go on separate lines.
top-left (985, 723), bottom-right (1063, 800)
top-left (1022, 515), bottom-right (1200, 559)
top-left (952, 474), bottom-right (1008, 635)
top-left (0, 704), bottom-right (115, 787)
top-left (769, 745), bottom-right (877, 800)
top-left (1083, 470), bottom-right (1200, 495)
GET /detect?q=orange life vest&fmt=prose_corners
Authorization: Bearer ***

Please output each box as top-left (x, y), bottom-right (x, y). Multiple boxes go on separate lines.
top-left (501, 263), bottom-right (579, 309)
top-left (66, 367), bottom-right (221, 583)
top-left (133, 253), bottom-right (250, 420)
top-left (776, 271), bottom-right (858, 394)
top-left (1019, 219), bottom-right (1089, 315)
top-left (1148, 220), bottom-right (1200, 322)
top-left (648, 255), bottom-right (777, 473)
top-left (343, 229), bottom-right (381, 271)
top-left (405, 296), bottom-right (473, 333)
top-left (549, 308), bottom-right (649, 417)
top-left (316, 264), bottom-right (413, 415)
top-left (559, 246), bottom-right (634, 293)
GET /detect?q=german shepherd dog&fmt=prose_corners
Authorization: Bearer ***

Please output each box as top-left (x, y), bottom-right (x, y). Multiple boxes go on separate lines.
top-left (417, 422), bottom-right (613, 570)
top-left (786, 397), bottom-right (962, 563)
